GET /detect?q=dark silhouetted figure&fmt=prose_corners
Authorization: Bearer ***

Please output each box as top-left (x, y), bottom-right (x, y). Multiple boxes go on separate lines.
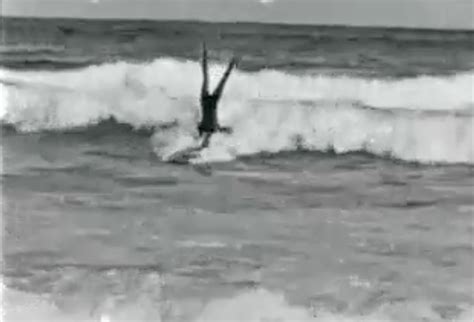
top-left (198, 43), bottom-right (237, 148)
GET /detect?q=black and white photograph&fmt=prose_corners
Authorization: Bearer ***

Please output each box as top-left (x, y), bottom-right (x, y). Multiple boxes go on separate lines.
top-left (1, 0), bottom-right (473, 321)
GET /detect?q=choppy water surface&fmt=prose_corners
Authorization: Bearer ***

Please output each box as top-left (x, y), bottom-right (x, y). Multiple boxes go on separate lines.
top-left (1, 18), bottom-right (473, 321)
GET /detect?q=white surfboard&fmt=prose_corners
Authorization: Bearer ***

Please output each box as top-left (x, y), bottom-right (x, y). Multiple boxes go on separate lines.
top-left (164, 145), bottom-right (203, 164)
top-left (164, 145), bottom-right (213, 175)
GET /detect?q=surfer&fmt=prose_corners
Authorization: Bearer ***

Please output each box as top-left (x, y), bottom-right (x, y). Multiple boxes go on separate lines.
top-left (198, 42), bottom-right (237, 148)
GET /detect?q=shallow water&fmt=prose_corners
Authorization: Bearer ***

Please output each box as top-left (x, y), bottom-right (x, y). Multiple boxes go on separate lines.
top-left (2, 131), bottom-right (474, 321)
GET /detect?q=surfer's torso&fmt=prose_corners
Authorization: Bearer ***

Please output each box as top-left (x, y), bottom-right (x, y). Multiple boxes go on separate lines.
top-left (198, 95), bottom-right (219, 134)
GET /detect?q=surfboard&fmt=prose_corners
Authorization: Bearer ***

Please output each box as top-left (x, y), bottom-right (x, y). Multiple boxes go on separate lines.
top-left (163, 145), bottom-right (213, 176)
top-left (164, 145), bottom-right (203, 164)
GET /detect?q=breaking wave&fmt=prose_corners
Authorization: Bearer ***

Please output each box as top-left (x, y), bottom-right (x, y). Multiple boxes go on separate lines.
top-left (1, 58), bottom-right (473, 164)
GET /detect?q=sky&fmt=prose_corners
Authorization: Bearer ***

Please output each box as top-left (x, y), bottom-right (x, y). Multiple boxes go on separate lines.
top-left (2, 0), bottom-right (474, 29)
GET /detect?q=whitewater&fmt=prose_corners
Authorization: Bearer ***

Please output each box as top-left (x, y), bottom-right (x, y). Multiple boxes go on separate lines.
top-left (1, 58), bottom-right (473, 164)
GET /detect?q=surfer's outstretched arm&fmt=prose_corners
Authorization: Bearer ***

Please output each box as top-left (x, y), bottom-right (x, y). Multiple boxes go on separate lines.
top-left (201, 43), bottom-right (209, 98)
top-left (212, 57), bottom-right (237, 99)
top-left (218, 126), bottom-right (233, 134)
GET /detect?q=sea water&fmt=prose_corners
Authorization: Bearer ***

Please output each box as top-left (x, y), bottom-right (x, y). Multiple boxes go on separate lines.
top-left (1, 18), bottom-right (473, 321)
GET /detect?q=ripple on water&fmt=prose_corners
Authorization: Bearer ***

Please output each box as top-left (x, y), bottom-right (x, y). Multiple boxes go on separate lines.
top-left (405, 222), bottom-right (432, 232)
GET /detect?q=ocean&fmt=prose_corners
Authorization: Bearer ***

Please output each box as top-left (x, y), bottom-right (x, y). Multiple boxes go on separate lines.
top-left (1, 17), bottom-right (473, 321)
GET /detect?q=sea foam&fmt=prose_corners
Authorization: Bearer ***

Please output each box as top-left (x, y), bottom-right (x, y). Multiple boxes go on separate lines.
top-left (1, 59), bottom-right (473, 164)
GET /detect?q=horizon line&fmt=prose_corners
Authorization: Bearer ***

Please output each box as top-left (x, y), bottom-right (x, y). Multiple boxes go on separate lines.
top-left (2, 14), bottom-right (473, 32)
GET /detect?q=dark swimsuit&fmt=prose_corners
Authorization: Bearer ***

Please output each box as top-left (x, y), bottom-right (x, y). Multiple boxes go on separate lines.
top-left (198, 95), bottom-right (219, 136)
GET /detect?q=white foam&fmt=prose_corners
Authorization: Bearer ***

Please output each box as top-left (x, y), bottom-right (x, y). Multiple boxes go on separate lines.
top-left (1, 60), bottom-right (473, 164)
top-left (2, 282), bottom-right (473, 322)
top-left (176, 240), bottom-right (228, 249)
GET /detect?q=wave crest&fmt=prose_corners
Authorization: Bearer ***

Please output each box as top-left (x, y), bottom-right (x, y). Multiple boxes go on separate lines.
top-left (1, 59), bottom-right (473, 164)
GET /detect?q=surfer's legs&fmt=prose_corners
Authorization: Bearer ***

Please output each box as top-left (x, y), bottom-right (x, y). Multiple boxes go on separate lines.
top-left (200, 132), bottom-right (212, 148)
top-left (212, 58), bottom-right (237, 100)
top-left (201, 42), bottom-right (209, 98)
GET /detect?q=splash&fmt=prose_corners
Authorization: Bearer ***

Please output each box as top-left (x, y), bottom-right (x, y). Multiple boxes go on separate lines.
top-left (1, 59), bottom-right (473, 164)
top-left (2, 282), bottom-right (473, 322)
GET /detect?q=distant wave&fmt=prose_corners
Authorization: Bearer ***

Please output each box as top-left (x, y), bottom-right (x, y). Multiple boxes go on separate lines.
top-left (1, 59), bottom-right (473, 164)
top-left (227, 29), bottom-right (474, 47)
top-left (0, 43), bottom-right (97, 70)
top-left (0, 44), bottom-right (66, 54)
top-left (0, 57), bottom-right (97, 70)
